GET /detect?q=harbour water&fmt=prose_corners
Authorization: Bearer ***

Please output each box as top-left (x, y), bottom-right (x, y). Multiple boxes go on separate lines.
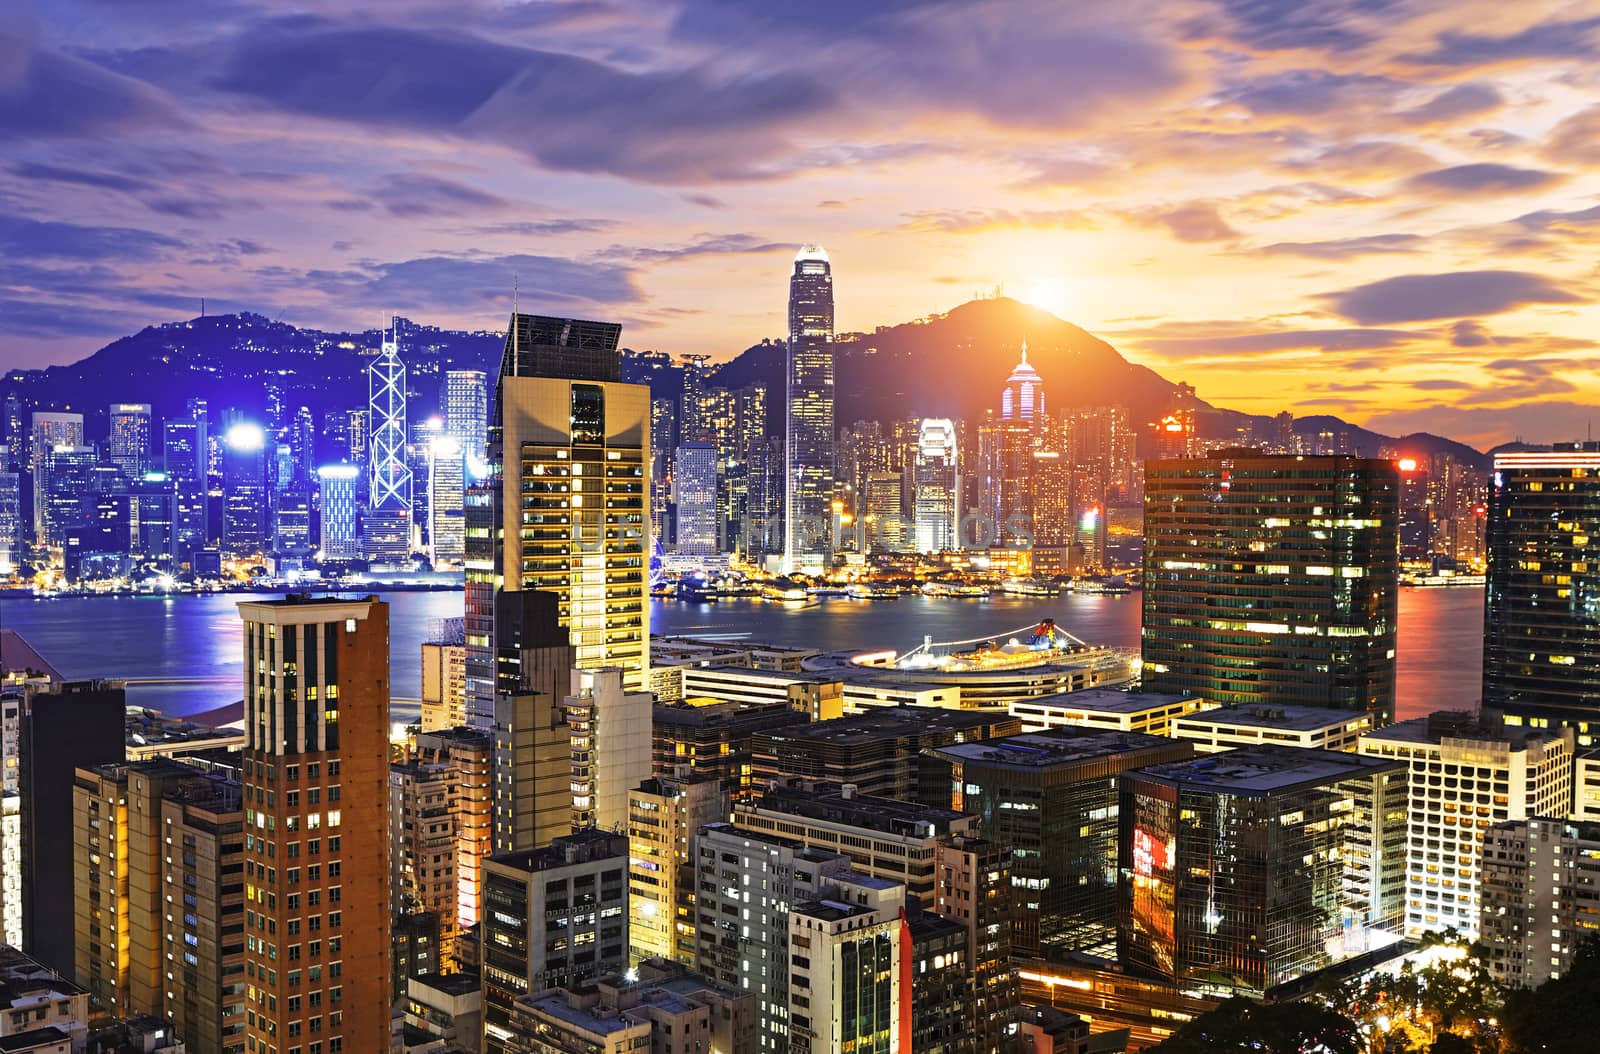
top-left (0, 586), bottom-right (1484, 722)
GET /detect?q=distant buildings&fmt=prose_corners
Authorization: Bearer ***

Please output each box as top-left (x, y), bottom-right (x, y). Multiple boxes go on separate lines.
top-left (367, 323), bottom-right (414, 569)
top-left (107, 404), bottom-right (152, 480)
top-left (1143, 453), bottom-right (1400, 719)
top-left (671, 442), bottom-right (717, 556)
top-left (1483, 445), bottom-right (1600, 734)
top-left (316, 464), bottom-right (361, 561)
top-left (785, 245), bottom-right (835, 572)
top-left (913, 418), bottom-right (959, 553)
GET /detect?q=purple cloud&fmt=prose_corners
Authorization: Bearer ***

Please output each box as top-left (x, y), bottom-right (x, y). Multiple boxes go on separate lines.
top-left (0, 212), bottom-right (183, 260)
top-left (1405, 163), bottom-right (1566, 196)
top-left (371, 174), bottom-right (507, 218)
top-left (1406, 17), bottom-right (1600, 65)
top-left (1223, 69), bottom-right (1398, 116)
top-left (0, 36), bottom-right (179, 139)
top-left (1395, 82), bottom-right (1503, 124)
top-left (1254, 234), bottom-right (1421, 259)
top-left (1187, 0), bottom-right (1398, 52)
top-left (1326, 271), bottom-right (1581, 325)
top-left (1133, 327), bottom-right (1420, 357)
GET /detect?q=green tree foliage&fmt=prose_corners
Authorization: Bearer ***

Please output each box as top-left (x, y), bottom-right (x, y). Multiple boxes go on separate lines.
top-left (1500, 935), bottom-right (1600, 1054)
top-left (1148, 997), bottom-right (1360, 1054)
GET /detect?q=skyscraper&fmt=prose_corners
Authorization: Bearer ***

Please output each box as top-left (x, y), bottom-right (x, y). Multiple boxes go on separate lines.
top-left (316, 464), bottom-right (361, 561)
top-left (1483, 445), bottom-right (1600, 732)
top-left (367, 323), bottom-right (413, 569)
top-left (428, 434), bottom-right (466, 567)
top-left (162, 408), bottom-right (209, 561)
top-left (220, 422), bottom-right (269, 556)
top-left (30, 411), bottom-right (84, 546)
top-left (1143, 453), bottom-right (1401, 719)
top-left (107, 403), bottom-right (152, 480)
top-left (467, 312), bottom-right (650, 717)
top-left (1000, 339), bottom-right (1044, 422)
top-left (784, 245), bottom-right (835, 572)
top-left (443, 369), bottom-right (489, 465)
top-left (237, 595), bottom-right (391, 1054)
top-left (914, 418), bottom-right (959, 553)
top-left (672, 441), bottom-right (717, 556)
top-left (0, 453), bottom-right (18, 574)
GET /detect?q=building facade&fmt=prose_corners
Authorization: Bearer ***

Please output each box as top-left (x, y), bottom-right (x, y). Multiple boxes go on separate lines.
top-left (784, 246), bottom-right (834, 571)
top-left (1481, 817), bottom-right (1600, 988)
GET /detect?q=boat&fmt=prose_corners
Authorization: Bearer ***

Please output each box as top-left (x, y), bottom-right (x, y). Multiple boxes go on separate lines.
top-left (1401, 572), bottom-right (1486, 588)
top-left (761, 579), bottom-right (816, 604)
top-left (1075, 575), bottom-right (1132, 595)
top-left (845, 583), bottom-right (895, 600)
top-left (997, 577), bottom-right (1056, 597)
top-left (922, 580), bottom-right (989, 598)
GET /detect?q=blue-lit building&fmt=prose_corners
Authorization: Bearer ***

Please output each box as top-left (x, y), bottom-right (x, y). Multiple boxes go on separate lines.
top-left (673, 441), bottom-right (717, 556)
top-left (317, 464), bottom-right (361, 561)
top-left (221, 423), bottom-right (269, 556)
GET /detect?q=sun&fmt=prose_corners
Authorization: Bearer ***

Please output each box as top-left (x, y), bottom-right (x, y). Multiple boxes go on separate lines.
top-left (1011, 277), bottom-right (1071, 319)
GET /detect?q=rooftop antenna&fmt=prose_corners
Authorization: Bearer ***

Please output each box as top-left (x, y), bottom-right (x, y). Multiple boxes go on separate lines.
top-left (199, 297), bottom-right (205, 317)
top-left (511, 273), bottom-right (520, 377)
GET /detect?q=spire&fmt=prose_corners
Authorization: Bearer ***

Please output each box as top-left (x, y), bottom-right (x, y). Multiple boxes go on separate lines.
top-left (1020, 333), bottom-right (1028, 365)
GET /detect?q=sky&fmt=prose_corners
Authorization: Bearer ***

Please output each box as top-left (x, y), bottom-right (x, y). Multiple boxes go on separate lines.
top-left (3, 1), bottom-right (1600, 448)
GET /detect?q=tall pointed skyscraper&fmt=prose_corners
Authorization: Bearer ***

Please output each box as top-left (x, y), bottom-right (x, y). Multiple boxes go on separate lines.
top-left (464, 312), bottom-right (650, 728)
top-left (785, 245), bottom-right (835, 571)
top-left (367, 320), bottom-right (413, 568)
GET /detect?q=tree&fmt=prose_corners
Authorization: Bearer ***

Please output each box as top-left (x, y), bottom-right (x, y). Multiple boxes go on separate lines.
top-left (1150, 997), bottom-right (1361, 1054)
top-left (1501, 935), bottom-right (1600, 1054)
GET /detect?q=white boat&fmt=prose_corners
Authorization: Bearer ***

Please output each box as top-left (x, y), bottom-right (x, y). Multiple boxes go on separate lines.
top-left (998, 577), bottom-right (1056, 597)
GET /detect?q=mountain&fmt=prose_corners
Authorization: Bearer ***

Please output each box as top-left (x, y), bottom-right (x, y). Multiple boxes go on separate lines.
top-left (0, 298), bottom-right (1487, 467)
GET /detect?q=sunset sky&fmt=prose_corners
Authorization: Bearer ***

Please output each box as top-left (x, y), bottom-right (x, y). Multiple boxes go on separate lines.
top-left (4, 1), bottom-right (1600, 447)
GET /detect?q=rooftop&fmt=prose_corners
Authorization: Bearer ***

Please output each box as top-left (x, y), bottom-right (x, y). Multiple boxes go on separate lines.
top-left (1018, 688), bottom-right (1205, 714)
top-left (746, 779), bottom-right (969, 833)
top-left (931, 728), bottom-right (1186, 770)
top-left (488, 828), bottom-right (628, 873)
top-left (758, 705), bottom-right (1011, 746)
top-left (0, 631), bottom-right (63, 683)
top-left (411, 971), bottom-right (481, 998)
top-left (1362, 710), bottom-right (1559, 750)
top-left (1132, 745), bottom-right (1402, 795)
top-left (1175, 703), bottom-right (1371, 732)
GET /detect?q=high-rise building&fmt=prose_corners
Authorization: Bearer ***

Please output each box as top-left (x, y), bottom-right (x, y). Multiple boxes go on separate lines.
top-left (787, 873), bottom-right (909, 1054)
top-left (1119, 747), bottom-right (1408, 997)
top-left (1483, 445), bottom-right (1600, 732)
top-left (429, 434), bottom-right (466, 568)
top-left (914, 419), bottom-right (959, 553)
top-left (390, 761), bottom-right (460, 961)
top-left (1142, 453), bottom-right (1401, 719)
top-left (932, 729), bottom-right (1195, 959)
top-left (0, 455), bottom-right (19, 575)
top-left (784, 246), bottom-right (835, 571)
top-left (107, 404), bottom-right (152, 480)
top-left (627, 772), bottom-right (728, 965)
top-left (162, 410), bottom-right (209, 560)
top-left (693, 824), bottom-right (849, 1052)
top-left (481, 828), bottom-right (630, 1054)
top-left (272, 487), bottom-right (312, 555)
top-left (650, 699), bottom-right (810, 801)
top-left (649, 398), bottom-right (676, 546)
top-left (490, 592), bottom-right (576, 852)
top-left (30, 412), bottom-right (84, 546)
top-left (1000, 340), bottom-right (1044, 422)
top-left (1, 395), bottom-right (22, 470)
top-left (315, 464), bottom-right (361, 561)
top-left (220, 422), bottom-right (269, 557)
top-left (934, 836), bottom-right (1020, 1054)
top-left (564, 668), bottom-right (651, 834)
top-left (236, 595), bottom-right (391, 1054)
top-left (671, 442), bottom-right (717, 556)
top-left (18, 680), bottom-right (126, 976)
top-left (444, 369), bottom-right (489, 465)
top-left (863, 471), bottom-right (906, 552)
top-left (420, 619), bottom-right (468, 732)
top-left (468, 313), bottom-right (650, 712)
top-left (72, 759), bottom-right (244, 1052)
top-left (367, 325), bottom-right (414, 569)
top-left (414, 728), bottom-right (494, 936)
top-left (1481, 817), bottom-right (1600, 988)
top-left (1358, 711), bottom-right (1573, 937)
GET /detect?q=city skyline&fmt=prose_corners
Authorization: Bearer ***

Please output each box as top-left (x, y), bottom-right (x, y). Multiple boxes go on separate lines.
top-left (4, 3), bottom-right (1600, 449)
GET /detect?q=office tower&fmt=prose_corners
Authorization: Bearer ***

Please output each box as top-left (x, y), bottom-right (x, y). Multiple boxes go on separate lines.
top-left (1168, 703), bottom-right (1374, 753)
top-left (650, 700), bottom-right (810, 800)
top-left (444, 369), bottom-right (489, 465)
top-left (1119, 747), bottom-right (1408, 997)
top-left (346, 409), bottom-right (369, 467)
top-left (481, 828), bottom-right (630, 1053)
top-left (744, 437), bottom-right (784, 564)
top-left (1001, 339), bottom-right (1044, 422)
top-left (693, 824), bottom-right (850, 1052)
top-left (107, 403), bottom-right (152, 480)
top-left (976, 416), bottom-right (1036, 549)
top-left (1481, 817), bottom-right (1600, 988)
top-left (491, 592), bottom-right (576, 851)
top-left (784, 245), bottom-right (835, 571)
top-left (732, 780), bottom-right (976, 906)
top-left (390, 761), bottom-right (460, 960)
top-left (933, 729), bottom-right (1194, 959)
top-left (934, 836), bottom-right (1020, 1054)
top-left (236, 596), bottom-right (391, 1054)
top-left (72, 759), bottom-right (244, 1051)
top-left (220, 423), bottom-right (269, 556)
top-left (128, 472), bottom-right (177, 569)
top-left (315, 464), bottom-right (361, 561)
top-left (671, 442), bottom-right (717, 556)
top-left (863, 470), bottom-right (905, 552)
top-left (787, 872), bottom-right (909, 1054)
top-left (913, 419), bottom-right (959, 553)
top-left (0, 455), bottom-right (18, 575)
top-left (163, 411), bottom-right (209, 560)
top-left (414, 728), bottom-right (494, 935)
top-left (627, 772), bottom-right (728, 965)
top-left (1359, 712), bottom-right (1573, 937)
top-left (649, 398), bottom-right (676, 545)
top-left (753, 708), bottom-right (1023, 805)
top-left (366, 325), bottom-right (414, 569)
top-left (273, 487), bottom-right (311, 555)
top-left (1142, 453), bottom-right (1401, 719)
top-left (409, 418), bottom-right (442, 553)
top-left (907, 910), bottom-right (969, 1054)
top-left (420, 619), bottom-right (468, 732)
top-left (504, 959), bottom-right (755, 1054)
top-left (469, 313), bottom-right (650, 708)
top-left (1, 396), bottom-right (21, 470)
top-left (30, 412), bottom-right (84, 545)
top-left (429, 434), bottom-right (466, 567)
top-left (19, 680), bottom-right (125, 976)
top-left (1483, 445), bottom-right (1600, 731)
top-left (1396, 458), bottom-right (1430, 559)
top-left (289, 406), bottom-right (315, 484)
top-left (37, 443), bottom-right (96, 551)
top-left (564, 668), bottom-right (651, 833)
top-left (679, 354), bottom-right (714, 443)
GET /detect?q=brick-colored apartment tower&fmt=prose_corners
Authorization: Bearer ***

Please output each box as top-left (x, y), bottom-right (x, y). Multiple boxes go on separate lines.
top-left (238, 596), bottom-right (390, 1054)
